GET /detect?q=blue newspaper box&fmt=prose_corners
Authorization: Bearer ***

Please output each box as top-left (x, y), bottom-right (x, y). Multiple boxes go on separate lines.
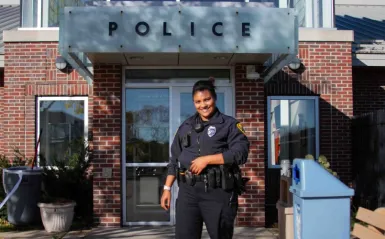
top-left (289, 159), bottom-right (354, 239)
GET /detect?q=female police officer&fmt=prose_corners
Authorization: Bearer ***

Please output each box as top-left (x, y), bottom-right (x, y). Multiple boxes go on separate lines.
top-left (160, 79), bottom-right (250, 239)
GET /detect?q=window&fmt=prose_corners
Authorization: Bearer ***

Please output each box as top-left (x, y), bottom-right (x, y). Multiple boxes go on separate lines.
top-left (21, 0), bottom-right (38, 27)
top-left (37, 97), bottom-right (88, 165)
top-left (43, 0), bottom-right (88, 27)
top-left (267, 96), bottom-right (319, 168)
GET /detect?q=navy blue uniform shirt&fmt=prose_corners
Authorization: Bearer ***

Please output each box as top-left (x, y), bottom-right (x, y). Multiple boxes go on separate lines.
top-left (167, 109), bottom-right (250, 176)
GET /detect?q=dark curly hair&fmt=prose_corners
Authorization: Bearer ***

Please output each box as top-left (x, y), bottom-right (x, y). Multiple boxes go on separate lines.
top-left (192, 79), bottom-right (217, 100)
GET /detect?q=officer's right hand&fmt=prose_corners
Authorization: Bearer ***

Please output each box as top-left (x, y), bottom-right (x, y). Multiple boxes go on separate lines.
top-left (161, 190), bottom-right (171, 211)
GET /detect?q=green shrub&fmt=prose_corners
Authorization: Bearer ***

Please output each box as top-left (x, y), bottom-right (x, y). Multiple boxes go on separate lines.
top-left (39, 139), bottom-right (93, 226)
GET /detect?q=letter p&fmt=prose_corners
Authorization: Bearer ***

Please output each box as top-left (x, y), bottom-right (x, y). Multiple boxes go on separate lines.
top-left (109, 22), bottom-right (118, 36)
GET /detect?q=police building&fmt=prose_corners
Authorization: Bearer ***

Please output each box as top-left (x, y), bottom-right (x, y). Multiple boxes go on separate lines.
top-left (3, 0), bottom-right (376, 228)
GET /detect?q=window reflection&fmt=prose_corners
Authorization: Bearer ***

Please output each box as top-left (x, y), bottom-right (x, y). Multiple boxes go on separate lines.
top-left (269, 98), bottom-right (317, 166)
top-left (126, 89), bottom-right (169, 163)
top-left (39, 100), bottom-right (85, 165)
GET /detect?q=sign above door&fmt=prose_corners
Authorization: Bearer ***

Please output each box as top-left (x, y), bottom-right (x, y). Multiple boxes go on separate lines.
top-left (59, 5), bottom-right (298, 84)
top-left (60, 6), bottom-right (297, 54)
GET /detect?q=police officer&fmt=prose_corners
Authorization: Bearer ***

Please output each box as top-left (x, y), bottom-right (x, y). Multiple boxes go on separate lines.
top-left (160, 79), bottom-right (250, 239)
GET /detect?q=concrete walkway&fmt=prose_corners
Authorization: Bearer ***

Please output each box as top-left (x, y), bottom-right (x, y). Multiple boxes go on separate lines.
top-left (0, 226), bottom-right (278, 239)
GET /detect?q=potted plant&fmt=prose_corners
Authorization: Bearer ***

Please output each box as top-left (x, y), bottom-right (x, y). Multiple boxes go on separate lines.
top-left (305, 154), bottom-right (338, 177)
top-left (38, 139), bottom-right (91, 233)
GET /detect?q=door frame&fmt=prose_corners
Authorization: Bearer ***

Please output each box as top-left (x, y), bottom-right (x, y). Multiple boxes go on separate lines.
top-left (121, 66), bottom-right (235, 226)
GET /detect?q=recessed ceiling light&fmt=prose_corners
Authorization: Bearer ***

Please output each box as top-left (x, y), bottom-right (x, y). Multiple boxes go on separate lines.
top-left (213, 56), bottom-right (227, 60)
top-left (129, 56), bottom-right (144, 60)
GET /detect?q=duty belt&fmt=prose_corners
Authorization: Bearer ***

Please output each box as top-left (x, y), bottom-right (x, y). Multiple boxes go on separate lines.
top-left (179, 170), bottom-right (209, 191)
top-left (176, 165), bottom-right (250, 196)
top-left (179, 171), bottom-right (206, 182)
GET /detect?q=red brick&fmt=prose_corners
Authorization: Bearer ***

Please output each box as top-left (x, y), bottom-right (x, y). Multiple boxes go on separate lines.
top-left (1, 40), bottom-right (355, 228)
top-left (92, 63), bottom-right (122, 227)
top-left (234, 65), bottom-right (265, 227)
top-left (0, 70), bottom-right (3, 154)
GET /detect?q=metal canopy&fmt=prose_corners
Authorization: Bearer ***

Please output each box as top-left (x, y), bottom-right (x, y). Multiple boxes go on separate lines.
top-left (59, 5), bottom-right (298, 84)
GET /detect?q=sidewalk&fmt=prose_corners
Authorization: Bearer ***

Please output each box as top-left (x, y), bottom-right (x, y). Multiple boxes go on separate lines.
top-left (0, 226), bottom-right (278, 239)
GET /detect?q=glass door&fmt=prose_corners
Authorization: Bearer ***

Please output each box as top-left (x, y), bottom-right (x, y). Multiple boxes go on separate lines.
top-left (124, 88), bottom-right (171, 225)
top-left (123, 83), bottom-right (234, 226)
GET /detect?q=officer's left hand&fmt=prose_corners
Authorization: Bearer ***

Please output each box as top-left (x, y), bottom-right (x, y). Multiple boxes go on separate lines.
top-left (190, 156), bottom-right (209, 175)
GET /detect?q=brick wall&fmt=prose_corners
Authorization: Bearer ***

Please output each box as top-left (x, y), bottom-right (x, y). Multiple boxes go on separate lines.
top-left (353, 66), bottom-right (385, 116)
top-left (261, 41), bottom-right (353, 227)
top-left (92, 64), bottom-right (122, 227)
top-left (266, 41), bottom-right (353, 183)
top-left (0, 69), bottom-right (4, 155)
top-left (234, 65), bottom-right (265, 227)
top-left (4, 42), bottom-right (121, 227)
top-left (235, 41), bottom-right (353, 226)
top-left (3, 42), bottom-right (92, 159)
top-left (3, 40), bottom-right (353, 228)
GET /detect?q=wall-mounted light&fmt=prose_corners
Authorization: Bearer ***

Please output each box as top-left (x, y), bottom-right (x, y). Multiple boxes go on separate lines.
top-left (246, 65), bottom-right (261, 80)
top-left (55, 56), bottom-right (69, 71)
top-left (288, 58), bottom-right (302, 71)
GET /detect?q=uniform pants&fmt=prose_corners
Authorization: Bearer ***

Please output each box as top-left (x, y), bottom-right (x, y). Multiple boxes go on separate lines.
top-left (175, 181), bottom-right (238, 239)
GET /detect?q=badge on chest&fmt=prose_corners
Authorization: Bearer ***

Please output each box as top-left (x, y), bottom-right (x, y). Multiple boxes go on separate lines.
top-left (207, 126), bottom-right (216, 137)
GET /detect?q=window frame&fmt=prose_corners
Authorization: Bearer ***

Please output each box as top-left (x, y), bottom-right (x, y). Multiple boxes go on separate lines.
top-left (267, 95), bottom-right (320, 169)
top-left (36, 96), bottom-right (89, 166)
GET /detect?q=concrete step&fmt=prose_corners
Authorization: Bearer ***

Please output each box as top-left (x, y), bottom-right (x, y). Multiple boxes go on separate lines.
top-left (0, 226), bottom-right (278, 239)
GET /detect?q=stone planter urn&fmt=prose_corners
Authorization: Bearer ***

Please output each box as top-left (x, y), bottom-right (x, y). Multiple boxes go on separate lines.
top-left (38, 200), bottom-right (76, 233)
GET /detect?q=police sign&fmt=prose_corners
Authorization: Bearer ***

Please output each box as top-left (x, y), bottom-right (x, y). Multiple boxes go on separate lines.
top-left (61, 6), bottom-right (297, 54)
top-left (108, 21), bottom-right (251, 37)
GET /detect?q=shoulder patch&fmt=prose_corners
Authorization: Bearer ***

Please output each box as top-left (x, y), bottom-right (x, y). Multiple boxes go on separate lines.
top-left (236, 122), bottom-right (246, 135)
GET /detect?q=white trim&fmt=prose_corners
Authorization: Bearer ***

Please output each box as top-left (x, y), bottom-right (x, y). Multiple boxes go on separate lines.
top-left (279, 0), bottom-right (287, 8)
top-left (322, 0), bottom-right (334, 28)
top-left (305, 0), bottom-right (314, 28)
top-left (353, 54), bottom-right (385, 66)
top-left (4, 29), bottom-right (59, 42)
top-left (41, 0), bottom-right (49, 28)
top-left (17, 27), bottom-right (59, 30)
top-left (0, 55), bottom-right (4, 68)
top-left (267, 96), bottom-right (320, 169)
top-left (335, 0), bottom-right (385, 5)
top-left (121, 66), bottom-right (127, 226)
top-left (169, 85), bottom-right (176, 226)
top-left (37, 97), bottom-right (89, 166)
top-left (37, 0), bottom-right (42, 28)
top-left (1, 0), bottom-right (19, 4)
top-left (299, 28), bottom-right (353, 42)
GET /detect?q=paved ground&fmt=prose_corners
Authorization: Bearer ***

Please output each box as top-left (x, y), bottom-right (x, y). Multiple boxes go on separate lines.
top-left (0, 226), bottom-right (279, 239)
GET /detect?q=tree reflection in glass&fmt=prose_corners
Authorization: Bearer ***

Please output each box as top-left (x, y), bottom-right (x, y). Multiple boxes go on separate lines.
top-left (126, 89), bottom-right (169, 163)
